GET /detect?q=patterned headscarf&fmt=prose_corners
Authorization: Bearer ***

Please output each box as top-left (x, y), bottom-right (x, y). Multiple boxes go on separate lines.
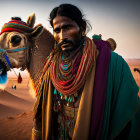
top-left (0, 18), bottom-right (33, 35)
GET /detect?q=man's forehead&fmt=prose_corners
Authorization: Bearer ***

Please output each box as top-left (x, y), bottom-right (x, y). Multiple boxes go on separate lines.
top-left (53, 16), bottom-right (75, 27)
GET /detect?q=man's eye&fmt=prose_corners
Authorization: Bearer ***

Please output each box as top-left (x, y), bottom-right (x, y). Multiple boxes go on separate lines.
top-left (54, 28), bottom-right (60, 33)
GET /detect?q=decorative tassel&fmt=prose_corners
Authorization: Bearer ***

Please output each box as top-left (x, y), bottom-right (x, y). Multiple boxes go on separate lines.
top-left (0, 74), bottom-right (7, 84)
top-left (17, 72), bottom-right (22, 83)
top-left (54, 88), bottom-right (58, 95)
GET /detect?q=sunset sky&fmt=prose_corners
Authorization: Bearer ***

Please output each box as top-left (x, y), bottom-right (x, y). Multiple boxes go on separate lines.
top-left (0, 0), bottom-right (139, 59)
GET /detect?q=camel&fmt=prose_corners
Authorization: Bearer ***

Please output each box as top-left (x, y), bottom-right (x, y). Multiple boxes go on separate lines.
top-left (0, 13), bottom-right (55, 96)
top-left (134, 68), bottom-right (140, 74)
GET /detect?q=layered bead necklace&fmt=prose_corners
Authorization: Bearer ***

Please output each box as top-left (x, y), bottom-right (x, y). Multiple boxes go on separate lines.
top-left (50, 37), bottom-right (96, 109)
top-left (53, 40), bottom-right (85, 110)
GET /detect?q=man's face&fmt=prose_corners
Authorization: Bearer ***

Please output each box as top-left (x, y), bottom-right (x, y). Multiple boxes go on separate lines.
top-left (53, 16), bottom-right (82, 51)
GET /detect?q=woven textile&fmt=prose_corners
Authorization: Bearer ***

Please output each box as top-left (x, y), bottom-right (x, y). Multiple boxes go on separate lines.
top-left (0, 20), bottom-right (33, 34)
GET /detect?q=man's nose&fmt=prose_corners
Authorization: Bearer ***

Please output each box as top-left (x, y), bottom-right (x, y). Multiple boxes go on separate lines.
top-left (60, 30), bottom-right (67, 41)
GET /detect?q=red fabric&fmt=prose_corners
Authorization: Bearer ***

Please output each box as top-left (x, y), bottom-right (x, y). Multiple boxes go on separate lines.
top-left (0, 27), bottom-right (22, 34)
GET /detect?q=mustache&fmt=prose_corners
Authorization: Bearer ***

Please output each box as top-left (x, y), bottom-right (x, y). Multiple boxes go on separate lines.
top-left (56, 39), bottom-right (74, 49)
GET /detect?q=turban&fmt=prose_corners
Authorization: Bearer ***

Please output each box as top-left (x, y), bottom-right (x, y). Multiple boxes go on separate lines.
top-left (0, 18), bottom-right (33, 35)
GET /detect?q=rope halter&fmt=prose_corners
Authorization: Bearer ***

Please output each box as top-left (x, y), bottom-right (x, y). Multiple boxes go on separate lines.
top-left (0, 17), bottom-right (33, 69)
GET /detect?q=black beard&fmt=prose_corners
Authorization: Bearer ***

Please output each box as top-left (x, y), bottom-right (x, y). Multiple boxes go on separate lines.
top-left (56, 38), bottom-right (83, 52)
top-left (62, 39), bottom-right (85, 59)
top-left (56, 39), bottom-right (74, 49)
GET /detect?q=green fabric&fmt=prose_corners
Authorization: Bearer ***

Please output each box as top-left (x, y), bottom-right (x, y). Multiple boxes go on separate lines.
top-left (92, 34), bottom-right (102, 40)
top-left (100, 51), bottom-right (140, 140)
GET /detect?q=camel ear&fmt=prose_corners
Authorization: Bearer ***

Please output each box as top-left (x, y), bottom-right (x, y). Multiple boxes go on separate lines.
top-left (31, 24), bottom-right (43, 38)
top-left (26, 13), bottom-right (35, 28)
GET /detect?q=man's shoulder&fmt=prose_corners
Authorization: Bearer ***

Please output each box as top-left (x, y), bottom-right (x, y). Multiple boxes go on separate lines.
top-left (108, 51), bottom-right (130, 75)
top-left (110, 51), bottom-right (125, 64)
top-left (109, 51), bottom-right (132, 79)
top-left (110, 51), bottom-right (122, 58)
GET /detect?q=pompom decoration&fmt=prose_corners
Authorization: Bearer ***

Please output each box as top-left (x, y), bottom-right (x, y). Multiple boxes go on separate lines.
top-left (0, 73), bottom-right (7, 84)
top-left (92, 34), bottom-right (102, 40)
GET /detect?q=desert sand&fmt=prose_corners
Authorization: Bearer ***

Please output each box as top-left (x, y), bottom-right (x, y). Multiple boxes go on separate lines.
top-left (126, 59), bottom-right (140, 96)
top-left (0, 76), bottom-right (35, 140)
top-left (0, 59), bottom-right (139, 140)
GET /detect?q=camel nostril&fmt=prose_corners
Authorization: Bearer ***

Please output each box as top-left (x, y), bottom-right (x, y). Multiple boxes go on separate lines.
top-left (11, 35), bottom-right (21, 46)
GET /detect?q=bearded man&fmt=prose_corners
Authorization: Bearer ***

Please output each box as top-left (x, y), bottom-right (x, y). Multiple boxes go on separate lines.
top-left (32, 4), bottom-right (140, 140)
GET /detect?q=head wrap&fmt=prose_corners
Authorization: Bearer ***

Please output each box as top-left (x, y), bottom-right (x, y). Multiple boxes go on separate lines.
top-left (0, 18), bottom-right (33, 35)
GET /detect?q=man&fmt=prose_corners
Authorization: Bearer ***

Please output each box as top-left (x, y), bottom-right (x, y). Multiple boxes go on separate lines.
top-left (32, 4), bottom-right (140, 140)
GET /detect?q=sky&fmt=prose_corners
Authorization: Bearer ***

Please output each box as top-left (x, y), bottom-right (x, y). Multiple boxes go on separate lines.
top-left (0, 0), bottom-right (139, 59)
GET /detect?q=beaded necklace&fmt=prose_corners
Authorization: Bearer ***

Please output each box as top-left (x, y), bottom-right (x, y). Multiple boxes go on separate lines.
top-left (50, 37), bottom-right (96, 97)
top-left (53, 40), bottom-right (84, 109)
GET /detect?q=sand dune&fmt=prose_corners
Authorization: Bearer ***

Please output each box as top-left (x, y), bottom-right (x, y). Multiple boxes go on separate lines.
top-left (0, 111), bottom-right (33, 140)
top-left (0, 89), bottom-right (34, 114)
top-left (5, 88), bottom-right (33, 101)
top-left (126, 59), bottom-right (140, 96)
top-left (0, 103), bottom-right (21, 119)
top-left (0, 78), bottom-right (34, 140)
top-left (0, 89), bottom-right (32, 103)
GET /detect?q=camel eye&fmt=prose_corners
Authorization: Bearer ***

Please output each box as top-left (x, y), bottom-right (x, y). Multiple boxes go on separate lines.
top-left (10, 35), bottom-right (21, 46)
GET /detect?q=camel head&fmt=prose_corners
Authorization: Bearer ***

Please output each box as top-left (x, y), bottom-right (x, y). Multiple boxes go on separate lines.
top-left (0, 13), bottom-right (43, 71)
